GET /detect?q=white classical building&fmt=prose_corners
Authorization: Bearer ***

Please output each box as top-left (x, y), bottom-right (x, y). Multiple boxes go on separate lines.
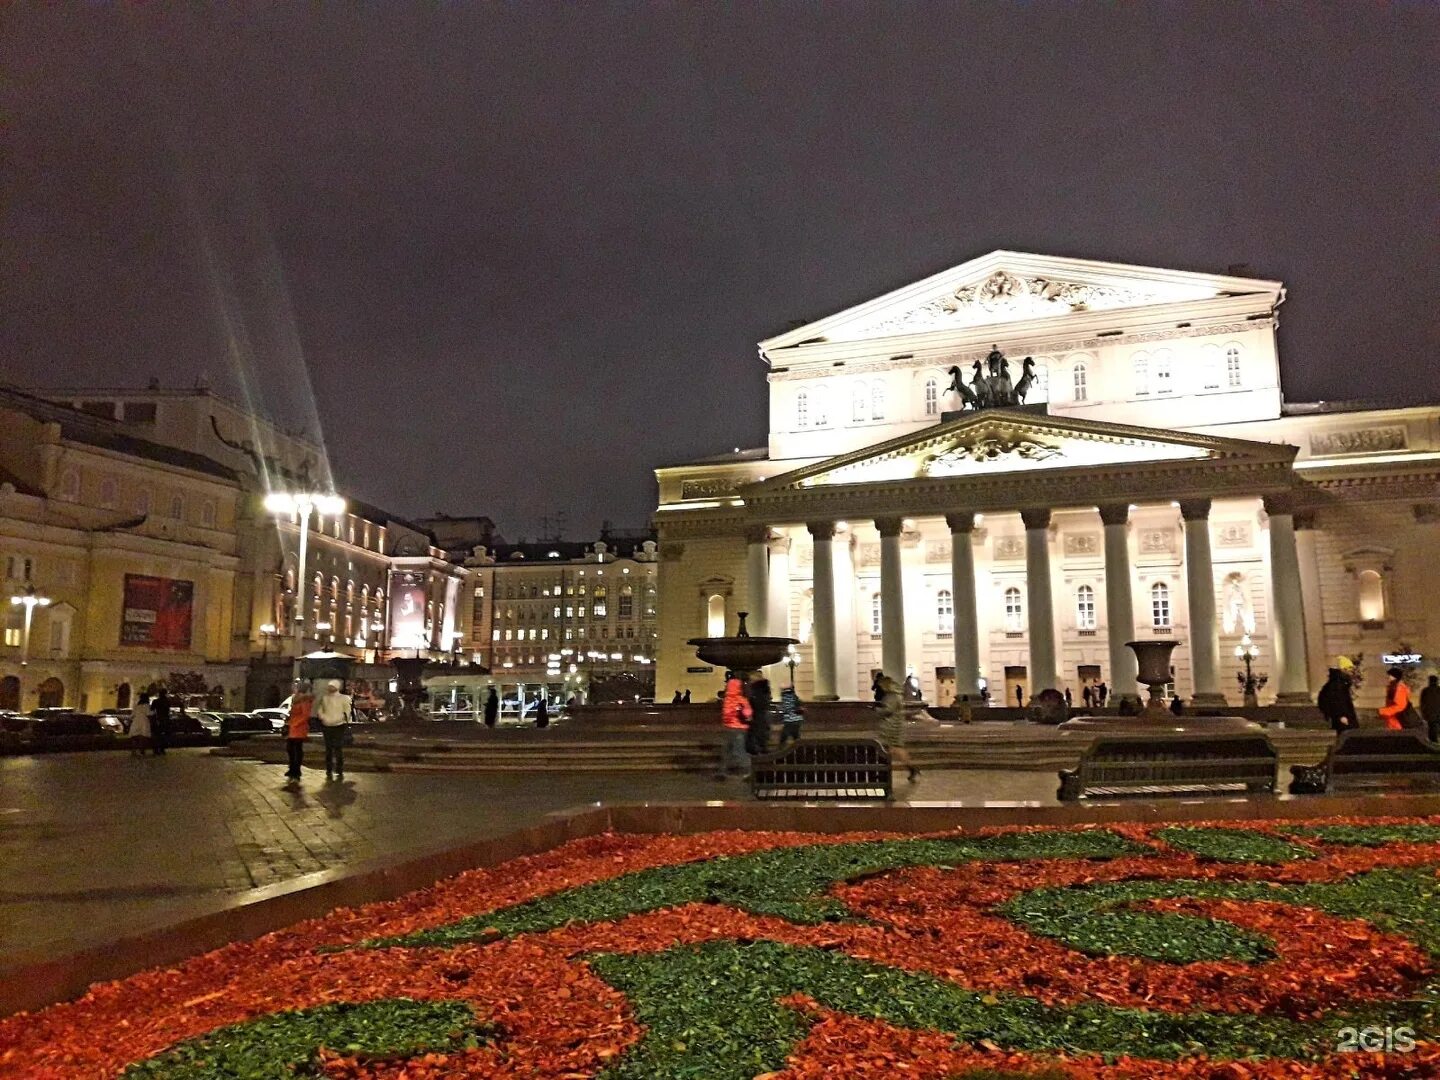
top-left (654, 251), bottom-right (1440, 709)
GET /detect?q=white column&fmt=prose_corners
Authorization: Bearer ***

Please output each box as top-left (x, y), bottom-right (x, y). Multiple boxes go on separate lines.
top-left (1099, 503), bottom-right (1138, 703)
top-left (744, 525), bottom-right (769, 636)
top-left (833, 529), bottom-right (859, 699)
top-left (1294, 512), bottom-right (1326, 698)
top-left (1180, 499), bottom-right (1224, 703)
top-left (766, 535), bottom-right (791, 641)
top-left (876, 516), bottom-right (907, 681)
top-left (945, 511), bottom-right (982, 699)
top-left (1265, 494), bottom-right (1311, 703)
top-left (807, 523), bottom-right (838, 699)
top-left (1021, 508), bottom-right (1057, 693)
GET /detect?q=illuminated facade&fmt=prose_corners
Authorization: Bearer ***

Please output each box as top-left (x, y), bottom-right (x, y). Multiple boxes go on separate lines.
top-left (654, 251), bottom-right (1440, 708)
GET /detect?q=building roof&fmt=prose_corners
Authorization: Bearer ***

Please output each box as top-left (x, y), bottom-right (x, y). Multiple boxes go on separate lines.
top-left (661, 446), bottom-right (770, 468)
top-left (0, 464), bottom-right (45, 498)
top-left (1281, 398), bottom-right (1440, 417)
top-left (484, 532), bottom-right (657, 565)
top-left (0, 384), bottom-right (238, 482)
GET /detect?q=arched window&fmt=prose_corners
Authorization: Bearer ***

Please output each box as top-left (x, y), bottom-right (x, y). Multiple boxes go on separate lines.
top-left (1201, 344), bottom-right (1222, 390)
top-left (1225, 344), bottom-right (1243, 387)
top-left (134, 487), bottom-right (151, 515)
top-left (936, 588), bottom-right (954, 636)
top-left (644, 584), bottom-right (657, 616)
top-left (870, 592), bottom-right (883, 636)
top-left (1004, 586), bottom-right (1023, 633)
top-left (170, 494), bottom-right (185, 520)
top-left (1072, 362), bottom-right (1088, 402)
top-left (58, 469), bottom-right (80, 502)
top-left (796, 390), bottom-right (809, 428)
top-left (1357, 569), bottom-right (1385, 624)
top-left (98, 476), bottom-right (118, 509)
top-left (1133, 353), bottom-right (1150, 396)
top-left (924, 377), bottom-right (939, 416)
top-left (1151, 582), bottom-right (1171, 628)
top-left (852, 383), bottom-right (867, 421)
top-left (870, 381), bottom-right (885, 420)
top-left (1153, 349), bottom-right (1173, 395)
top-left (618, 584), bottom-right (634, 618)
top-left (706, 594), bottom-right (725, 637)
top-left (1076, 585), bottom-right (1096, 630)
top-left (812, 386), bottom-right (829, 426)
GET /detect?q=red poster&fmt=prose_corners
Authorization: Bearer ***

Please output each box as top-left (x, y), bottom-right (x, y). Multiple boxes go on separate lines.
top-left (121, 574), bottom-right (194, 650)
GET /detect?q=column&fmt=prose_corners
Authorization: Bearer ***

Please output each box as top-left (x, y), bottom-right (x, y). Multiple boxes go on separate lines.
top-left (875, 516), bottom-right (907, 680)
top-left (766, 534), bottom-right (792, 641)
top-left (1265, 494), bottom-right (1311, 703)
top-left (807, 522), bottom-right (838, 700)
top-left (1021, 508), bottom-right (1057, 693)
top-left (945, 511), bottom-right (982, 699)
top-left (744, 525), bottom-right (768, 636)
top-left (1294, 512), bottom-right (1327, 696)
top-left (1099, 503), bottom-right (1139, 703)
top-left (833, 528), bottom-right (859, 698)
top-left (1179, 499), bottom-right (1225, 703)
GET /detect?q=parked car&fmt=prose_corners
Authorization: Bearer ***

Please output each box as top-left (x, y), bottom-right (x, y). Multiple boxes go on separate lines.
top-left (250, 707), bottom-right (288, 732)
top-left (1, 712), bottom-right (116, 752)
top-left (96, 707), bottom-right (129, 735)
top-left (219, 712), bottom-right (275, 742)
top-left (161, 711), bottom-right (213, 747)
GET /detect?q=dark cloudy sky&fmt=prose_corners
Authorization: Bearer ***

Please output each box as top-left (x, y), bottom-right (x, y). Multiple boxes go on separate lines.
top-left (3, 4), bottom-right (1437, 538)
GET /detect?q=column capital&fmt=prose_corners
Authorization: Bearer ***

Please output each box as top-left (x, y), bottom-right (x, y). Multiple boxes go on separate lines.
top-left (1178, 498), bottom-right (1212, 522)
top-left (874, 516), bottom-right (905, 538)
top-left (1292, 509), bottom-right (1317, 531)
top-left (806, 521), bottom-right (836, 541)
top-left (1262, 492), bottom-right (1297, 518)
top-left (1019, 507), bottom-right (1051, 531)
top-left (767, 535), bottom-right (792, 555)
top-left (743, 524), bottom-right (770, 545)
top-left (944, 511), bottom-right (976, 534)
top-left (1097, 503), bottom-right (1131, 527)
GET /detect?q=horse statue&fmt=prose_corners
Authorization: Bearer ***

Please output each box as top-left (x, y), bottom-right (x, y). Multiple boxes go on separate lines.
top-left (1013, 356), bottom-right (1037, 403)
top-left (946, 365), bottom-right (979, 410)
top-left (969, 359), bottom-right (992, 409)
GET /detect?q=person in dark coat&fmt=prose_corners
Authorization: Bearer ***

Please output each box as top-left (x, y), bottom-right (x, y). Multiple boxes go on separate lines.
top-left (1317, 668), bottom-right (1358, 733)
top-left (483, 687), bottom-right (499, 728)
top-left (777, 686), bottom-right (804, 748)
top-left (682, 689), bottom-right (691, 703)
top-left (1421, 675), bottom-right (1440, 743)
top-left (745, 675), bottom-right (772, 755)
top-left (534, 694), bottom-right (549, 729)
top-left (1169, 694), bottom-right (1184, 716)
top-left (872, 672), bottom-right (885, 703)
top-left (150, 688), bottom-right (171, 755)
top-left (1082, 685), bottom-right (1093, 709)
top-left (1097, 682), bottom-right (1108, 707)
top-left (671, 690), bottom-right (683, 704)
top-left (1015, 684), bottom-right (1024, 707)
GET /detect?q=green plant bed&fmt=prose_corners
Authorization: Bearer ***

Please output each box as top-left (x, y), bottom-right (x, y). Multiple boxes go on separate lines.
top-left (1155, 827), bottom-right (1314, 863)
top-left (1276, 824), bottom-right (1440, 847)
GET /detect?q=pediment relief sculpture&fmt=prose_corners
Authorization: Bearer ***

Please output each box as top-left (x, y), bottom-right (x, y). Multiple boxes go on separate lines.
top-left (922, 436), bottom-right (1061, 476)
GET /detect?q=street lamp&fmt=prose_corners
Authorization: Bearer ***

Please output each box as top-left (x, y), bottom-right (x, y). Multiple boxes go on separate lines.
top-left (1235, 633), bottom-right (1268, 707)
top-left (785, 643), bottom-right (801, 689)
top-left (258, 622), bottom-right (278, 660)
top-left (10, 585), bottom-right (51, 668)
top-left (264, 490), bottom-right (345, 683)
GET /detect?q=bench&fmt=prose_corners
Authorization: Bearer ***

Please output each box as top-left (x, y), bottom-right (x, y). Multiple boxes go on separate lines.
top-left (751, 737), bottom-right (892, 800)
top-left (1057, 732), bottom-right (1278, 801)
top-left (1289, 730), bottom-right (1440, 794)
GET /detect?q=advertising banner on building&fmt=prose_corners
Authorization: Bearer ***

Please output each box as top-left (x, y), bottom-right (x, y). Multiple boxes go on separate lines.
top-left (120, 574), bottom-right (195, 650)
top-left (388, 569), bottom-right (428, 650)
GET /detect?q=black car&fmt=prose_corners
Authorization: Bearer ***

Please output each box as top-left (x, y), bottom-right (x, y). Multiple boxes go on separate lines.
top-left (217, 712), bottom-right (275, 743)
top-left (1, 713), bottom-right (116, 752)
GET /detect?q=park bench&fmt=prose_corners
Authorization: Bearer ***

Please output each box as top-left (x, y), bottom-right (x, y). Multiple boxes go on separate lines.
top-left (751, 737), bottom-right (892, 800)
top-left (1289, 729), bottom-right (1440, 794)
top-left (1057, 732), bottom-right (1278, 801)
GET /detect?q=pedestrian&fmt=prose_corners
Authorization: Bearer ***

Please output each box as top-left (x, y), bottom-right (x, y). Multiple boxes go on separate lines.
top-left (979, 685), bottom-right (990, 706)
top-left (1064, 687), bottom-right (1073, 709)
top-left (150, 687), bottom-right (170, 756)
top-left (715, 672), bottom-right (752, 779)
top-left (777, 685), bottom-right (804, 748)
top-left (1097, 682), bottom-right (1108, 707)
top-left (956, 694), bottom-right (973, 724)
top-left (483, 686), bottom-right (499, 728)
top-left (1170, 694), bottom-right (1184, 716)
top-left (1421, 675), bottom-right (1440, 744)
top-left (671, 690), bottom-right (683, 704)
top-left (1082, 685), bottom-right (1093, 709)
top-left (872, 671), bottom-right (885, 703)
top-left (1378, 667), bottom-right (1416, 731)
top-left (746, 675), bottom-right (772, 756)
top-left (682, 688), bottom-right (691, 703)
top-left (535, 694), bottom-right (549, 729)
top-left (284, 683), bottom-right (314, 780)
top-left (1317, 667), bottom-right (1358, 734)
top-left (876, 675), bottom-right (919, 782)
top-left (1014, 684), bottom-right (1024, 708)
top-left (316, 679), bottom-right (353, 781)
top-left (129, 691), bottom-right (152, 756)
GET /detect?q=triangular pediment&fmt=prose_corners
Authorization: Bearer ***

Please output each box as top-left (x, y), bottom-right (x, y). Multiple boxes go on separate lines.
top-left (748, 411), bottom-right (1296, 492)
top-left (760, 251), bottom-right (1281, 350)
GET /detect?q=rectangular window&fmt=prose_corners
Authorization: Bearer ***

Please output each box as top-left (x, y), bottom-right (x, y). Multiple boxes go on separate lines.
top-left (492, 629), bottom-right (500, 641)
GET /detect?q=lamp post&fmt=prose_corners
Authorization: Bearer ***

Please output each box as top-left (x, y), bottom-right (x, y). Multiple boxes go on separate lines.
top-left (785, 643), bottom-right (801, 689)
top-left (1235, 633), bottom-right (1268, 707)
top-left (10, 585), bottom-right (51, 668)
top-left (258, 622), bottom-right (278, 660)
top-left (264, 490), bottom-right (345, 685)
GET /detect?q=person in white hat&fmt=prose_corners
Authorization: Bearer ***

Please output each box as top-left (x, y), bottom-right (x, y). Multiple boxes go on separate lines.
top-left (315, 679), bottom-right (353, 781)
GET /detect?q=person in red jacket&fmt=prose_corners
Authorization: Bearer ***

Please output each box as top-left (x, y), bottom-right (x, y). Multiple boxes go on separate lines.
top-left (716, 672), bottom-right (752, 780)
top-left (1378, 667), bottom-right (1413, 731)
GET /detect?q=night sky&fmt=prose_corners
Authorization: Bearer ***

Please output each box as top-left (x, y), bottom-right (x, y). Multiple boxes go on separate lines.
top-left (3, 4), bottom-right (1436, 538)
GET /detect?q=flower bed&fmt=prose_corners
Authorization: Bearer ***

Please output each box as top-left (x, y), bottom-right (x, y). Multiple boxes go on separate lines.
top-left (2, 817), bottom-right (1438, 1078)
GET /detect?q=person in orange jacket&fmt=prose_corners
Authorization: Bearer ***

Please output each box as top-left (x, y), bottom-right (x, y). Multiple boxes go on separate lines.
top-left (1378, 666), bottom-right (1413, 731)
top-left (285, 683), bottom-right (315, 780)
top-left (716, 672), bottom-right (752, 779)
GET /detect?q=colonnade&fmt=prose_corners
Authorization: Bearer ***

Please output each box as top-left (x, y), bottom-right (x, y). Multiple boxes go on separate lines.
top-left (745, 495), bottom-right (1312, 704)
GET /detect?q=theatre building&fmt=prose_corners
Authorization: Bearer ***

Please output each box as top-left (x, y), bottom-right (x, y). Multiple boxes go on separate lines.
top-left (653, 251), bottom-right (1440, 709)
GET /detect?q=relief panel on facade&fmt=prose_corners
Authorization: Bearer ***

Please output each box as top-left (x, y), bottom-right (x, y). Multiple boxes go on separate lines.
top-left (1215, 522), bottom-right (1253, 548)
top-left (858, 542), bottom-right (880, 567)
top-left (993, 536), bottom-right (1025, 560)
top-left (925, 540), bottom-right (952, 563)
top-left (1063, 532), bottom-right (1099, 556)
top-left (1138, 528), bottom-right (1174, 554)
top-left (1309, 427), bottom-right (1407, 456)
top-left (680, 477), bottom-right (739, 500)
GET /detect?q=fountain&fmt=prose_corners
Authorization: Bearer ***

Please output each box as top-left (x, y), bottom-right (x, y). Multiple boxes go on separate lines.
top-left (688, 611), bottom-right (798, 674)
top-left (1059, 639), bottom-right (1259, 733)
top-left (389, 654), bottom-right (429, 724)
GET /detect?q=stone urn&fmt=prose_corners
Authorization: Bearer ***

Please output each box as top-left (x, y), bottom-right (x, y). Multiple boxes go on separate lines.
top-left (1128, 639), bottom-right (1180, 720)
top-left (1058, 638), bottom-right (1259, 733)
top-left (687, 612), bottom-right (798, 674)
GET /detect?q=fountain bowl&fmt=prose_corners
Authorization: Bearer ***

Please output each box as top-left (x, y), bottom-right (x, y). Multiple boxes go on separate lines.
top-left (688, 611), bottom-right (798, 673)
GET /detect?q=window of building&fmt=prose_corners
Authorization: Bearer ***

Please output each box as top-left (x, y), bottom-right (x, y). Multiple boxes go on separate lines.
top-left (852, 383), bottom-right (867, 422)
top-left (936, 588), bottom-right (953, 636)
top-left (796, 390), bottom-right (809, 428)
top-left (593, 586), bottom-right (607, 617)
top-left (870, 381), bottom-right (885, 420)
top-left (812, 386), bottom-right (829, 427)
top-left (1153, 350), bottom-right (1173, 395)
top-left (1072, 362), bottom-right (1088, 402)
top-left (6, 556), bottom-right (34, 581)
top-left (1357, 569), bottom-right (1386, 624)
top-left (618, 584), bottom-right (633, 618)
top-left (58, 469), bottom-right (80, 502)
top-left (1004, 586), bottom-right (1023, 633)
top-left (3, 611), bottom-right (21, 648)
top-left (644, 584), bottom-right (657, 616)
top-left (504, 628), bottom-right (513, 640)
top-left (1151, 582), bottom-right (1171, 628)
top-left (706, 594), bottom-right (725, 637)
top-left (492, 628), bottom-right (500, 641)
top-left (1226, 344), bottom-right (1243, 387)
top-left (578, 605), bottom-right (586, 618)
top-left (1133, 353), bottom-right (1150, 396)
top-left (1201, 344), bottom-right (1221, 390)
top-left (134, 487), bottom-right (151, 515)
top-left (97, 476), bottom-right (118, 509)
top-left (553, 604), bottom-right (561, 618)
top-left (870, 592), bottom-right (882, 636)
top-left (170, 494), bottom-right (185, 520)
top-left (924, 377), bottom-right (939, 416)
top-left (1076, 584), bottom-right (1096, 630)
top-left (200, 499), bottom-right (217, 528)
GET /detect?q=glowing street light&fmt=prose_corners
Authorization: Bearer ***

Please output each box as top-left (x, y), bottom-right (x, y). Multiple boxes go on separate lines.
top-left (9, 585), bottom-right (51, 668)
top-left (264, 489), bottom-right (346, 683)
